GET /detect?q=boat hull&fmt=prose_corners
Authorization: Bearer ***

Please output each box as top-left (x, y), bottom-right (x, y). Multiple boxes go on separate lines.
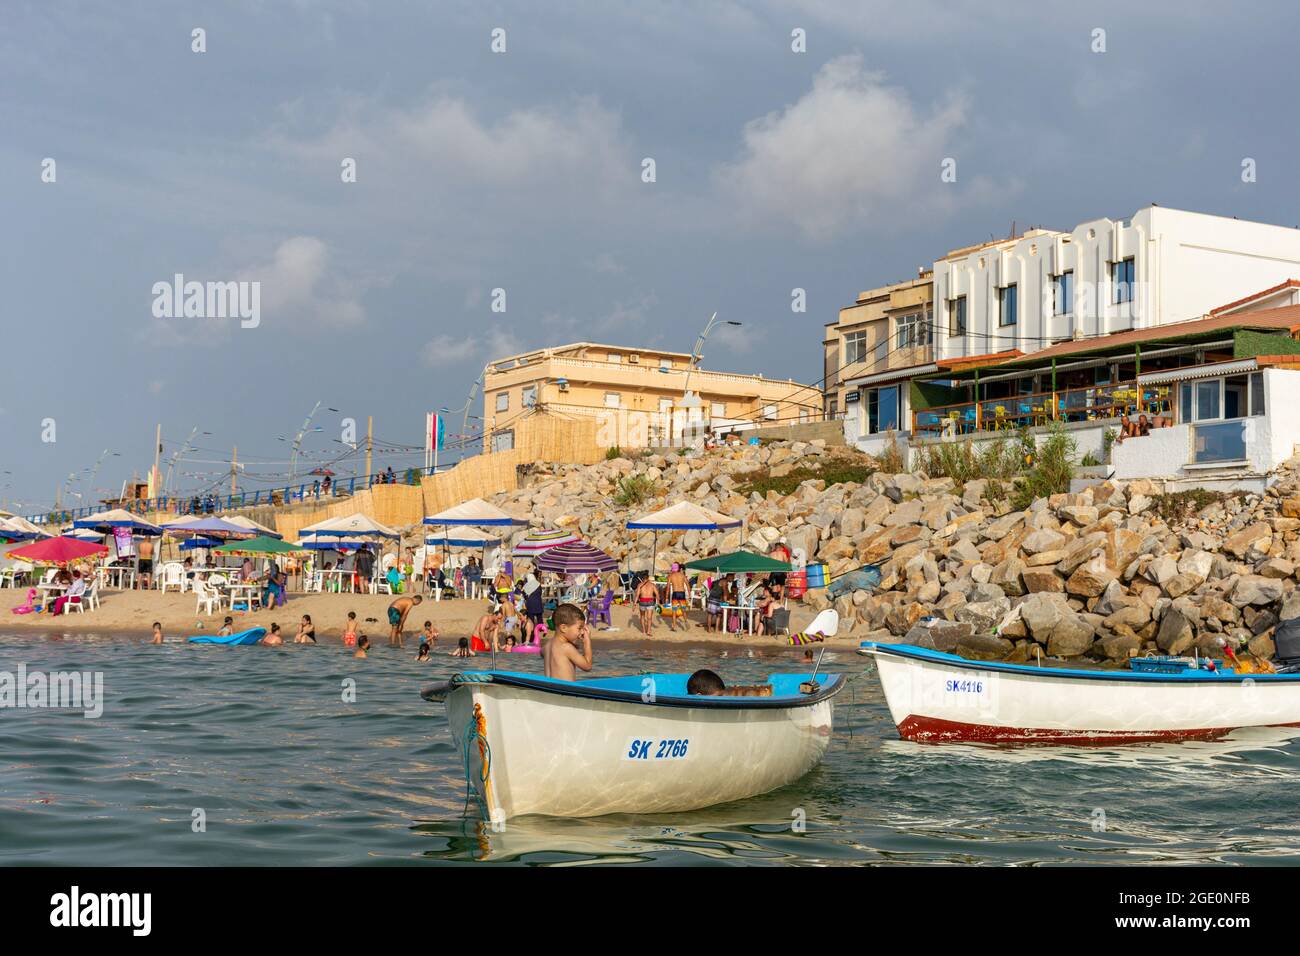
top-left (861, 643), bottom-right (1300, 744)
top-left (443, 678), bottom-right (837, 820)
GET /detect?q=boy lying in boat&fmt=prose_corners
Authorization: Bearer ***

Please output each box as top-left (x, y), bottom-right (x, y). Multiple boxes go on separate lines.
top-left (686, 669), bottom-right (773, 697)
top-left (543, 603), bottom-right (593, 681)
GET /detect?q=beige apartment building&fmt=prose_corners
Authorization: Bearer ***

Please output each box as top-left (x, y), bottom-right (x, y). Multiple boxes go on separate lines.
top-left (483, 342), bottom-right (820, 453)
top-left (823, 272), bottom-right (935, 423)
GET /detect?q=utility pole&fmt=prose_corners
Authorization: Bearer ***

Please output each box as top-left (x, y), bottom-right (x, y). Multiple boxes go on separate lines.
top-left (231, 446), bottom-right (238, 496)
top-left (153, 424), bottom-right (162, 498)
top-left (366, 416), bottom-right (373, 479)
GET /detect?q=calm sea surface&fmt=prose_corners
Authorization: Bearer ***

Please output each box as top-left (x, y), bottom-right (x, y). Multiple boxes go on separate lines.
top-left (2, 631), bottom-right (1299, 866)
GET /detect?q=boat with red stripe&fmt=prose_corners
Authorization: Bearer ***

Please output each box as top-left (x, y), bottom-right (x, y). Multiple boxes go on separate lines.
top-left (857, 642), bottom-right (1300, 745)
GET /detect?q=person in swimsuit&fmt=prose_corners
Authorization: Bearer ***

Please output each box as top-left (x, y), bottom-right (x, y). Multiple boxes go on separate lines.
top-left (262, 623), bottom-right (283, 646)
top-left (343, 611), bottom-right (358, 647)
top-left (666, 563), bottom-right (689, 633)
top-left (452, 636), bottom-right (475, 658)
top-left (218, 616), bottom-right (234, 637)
top-left (420, 620), bottom-right (439, 646)
top-left (354, 635), bottom-right (369, 658)
top-left (686, 669), bottom-right (773, 697)
top-left (471, 608), bottom-right (503, 653)
top-left (295, 614), bottom-right (317, 644)
top-left (151, 622), bottom-right (164, 645)
top-left (634, 575), bottom-right (658, 637)
top-left (387, 594), bottom-right (423, 647)
top-left (416, 642), bottom-right (430, 662)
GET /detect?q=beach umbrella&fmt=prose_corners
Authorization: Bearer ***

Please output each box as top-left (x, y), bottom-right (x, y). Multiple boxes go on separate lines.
top-left (422, 497), bottom-right (528, 528)
top-left (60, 527), bottom-right (106, 541)
top-left (161, 516), bottom-right (256, 538)
top-left (299, 513), bottom-right (401, 539)
top-left (684, 551), bottom-right (791, 574)
top-left (8, 536), bottom-right (108, 565)
top-left (511, 527), bottom-right (580, 557)
top-left (627, 501), bottom-right (742, 576)
top-left (534, 541), bottom-right (618, 575)
top-left (425, 527), bottom-right (501, 548)
top-left (224, 515), bottom-right (282, 539)
top-left (213, 535), bottom-right (305, 556)
top-left (1, 515), bottom-right (51, 539)
top-left (179, 536), bottom-right (225, 551)
top-left (73, 508), bottom-right (164, 536)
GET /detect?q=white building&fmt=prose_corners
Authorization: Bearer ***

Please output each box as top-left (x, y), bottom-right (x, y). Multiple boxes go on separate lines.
top-left (933, 207), bottom-right (1300, 362)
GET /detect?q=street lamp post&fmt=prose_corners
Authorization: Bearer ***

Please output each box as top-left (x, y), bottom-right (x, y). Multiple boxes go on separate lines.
top-left (678, 313), bottom-right (742, 444)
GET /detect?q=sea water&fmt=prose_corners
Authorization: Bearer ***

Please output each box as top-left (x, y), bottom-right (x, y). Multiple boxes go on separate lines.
top-left (2, 631), bottom-right (1299, 866)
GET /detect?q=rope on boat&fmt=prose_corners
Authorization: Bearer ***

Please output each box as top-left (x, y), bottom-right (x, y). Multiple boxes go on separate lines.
top-left (459, 704), bottom-right (494, 822)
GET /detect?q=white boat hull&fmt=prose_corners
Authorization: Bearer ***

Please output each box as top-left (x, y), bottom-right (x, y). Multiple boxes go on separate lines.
top-left (862, 644), bottom-right (1300, 744)
top-left (442, 678), bottom-right (837, 820)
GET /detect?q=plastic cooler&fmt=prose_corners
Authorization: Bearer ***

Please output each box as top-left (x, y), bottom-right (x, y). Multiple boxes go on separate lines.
top-left (786, 570), bottom-right (807, 598)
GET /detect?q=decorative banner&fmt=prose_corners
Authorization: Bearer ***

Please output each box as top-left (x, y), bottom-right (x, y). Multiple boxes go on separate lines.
top-left (113, 527), bottom-right (136, 558)
top-left (430, 413), bottom-right (445, 451)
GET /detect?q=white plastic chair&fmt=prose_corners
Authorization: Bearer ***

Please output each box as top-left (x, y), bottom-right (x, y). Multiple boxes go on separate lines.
top-left (158, 562), bottom-right (185, 593)
top-left (805, 609), bottom-right (840, 638)
top-left (194, 580), bottom-right (222, 615)
top-left (84, 583), bottom-right (100, 611)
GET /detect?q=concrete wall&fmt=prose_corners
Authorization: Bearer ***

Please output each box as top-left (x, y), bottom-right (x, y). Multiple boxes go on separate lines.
top-left (906, 419), bottom-right (1112, 471)
top-left (744, 419), bottom-right (845, 445)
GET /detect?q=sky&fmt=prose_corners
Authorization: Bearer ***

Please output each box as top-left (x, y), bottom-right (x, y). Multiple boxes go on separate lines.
top-left (4, 0), bottom-right (1300, 513)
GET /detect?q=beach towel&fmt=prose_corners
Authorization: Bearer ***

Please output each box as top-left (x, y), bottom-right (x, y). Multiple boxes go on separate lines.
top-left (783, 632), bottom-right (826, 646)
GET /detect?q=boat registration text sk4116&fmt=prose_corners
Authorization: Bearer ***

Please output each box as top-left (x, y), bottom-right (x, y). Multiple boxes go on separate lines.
top-left (624, 737), bottom-right (692, 760)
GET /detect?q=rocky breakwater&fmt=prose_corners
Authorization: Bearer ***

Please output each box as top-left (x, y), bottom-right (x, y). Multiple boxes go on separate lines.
top-left (486, 441), bottom-right (1300, 664)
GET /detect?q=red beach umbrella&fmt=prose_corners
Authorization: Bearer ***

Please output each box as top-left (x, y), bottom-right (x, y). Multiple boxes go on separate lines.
top-left (8, 536), bottom-right (108, 565)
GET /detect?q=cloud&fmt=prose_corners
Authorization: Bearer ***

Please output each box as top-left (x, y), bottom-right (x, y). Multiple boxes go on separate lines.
top-left (421, 334), bottom-right (480, 367)
top-left (716, 55), bottom-right (972, 241)
top-left (238, 236), bottom-right (367, 328)
top-left (271, 91), bottom-right (633, 202)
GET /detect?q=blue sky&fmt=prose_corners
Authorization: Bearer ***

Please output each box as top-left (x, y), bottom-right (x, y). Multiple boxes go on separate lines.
top-left (3, 1), bottom-right (1299, 511)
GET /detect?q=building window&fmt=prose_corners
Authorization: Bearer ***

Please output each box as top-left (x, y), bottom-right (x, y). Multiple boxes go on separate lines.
top-left (1251, 372), bottom-right (1266, 416)
top-left (828, 398), bottom-right (839, 419)
top-left (659, 357), bottom-right (672, 370)
top-left (1112, 257), bottom-right (1135, 304)
top-left (999, 284), bottom-right (1018, 327)
top-left (658, 398), bottom-right (672, 415)
top-left (763, 404), bottom-right (778, 421)
top-left (604, 392), bottom-right (622, 409)
top-left (896, 312), bottom-right (932, 349)
top-left (495, 392), bottom-right (509, 413)
top-left (1053, 271), bottom-right (1073, 315)
top-left (490, 430), bottom-right (514, 452)
top-left (949, 296), bottom-right (967, 336)
top-left (607, 352), bottom-right (621, 363)
top-left (711, 401), bottom-right (726, 418)
top-left (521, 385), bottom-right (537, 407)
top-left (843, 331), bottom-right (868, 366)
top-left (865, 385), bottom-right (900, 434)
top-left (1180, 380), bottom-right (1221, 422)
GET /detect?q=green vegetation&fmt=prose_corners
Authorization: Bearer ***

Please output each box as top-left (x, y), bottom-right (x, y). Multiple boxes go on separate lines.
top-left (875, 431), bottom-right (907, 475)
top-left (1149, 489), bottom-right (1231, 525)
top-left (605, 445), bottom-right (622, 460)
top-left (915, 424), bottom-right (1078, 510)
top-left (612, 474), bottom-right (659, 506)
top-left (734, 460), bottom-right (877, 498)
top-left (1080, 451), bottom-right (1101, 467)
top-left (1009, 424), bottom-right (1077, 510)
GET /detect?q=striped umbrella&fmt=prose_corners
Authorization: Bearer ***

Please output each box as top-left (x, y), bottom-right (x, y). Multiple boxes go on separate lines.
top-left (512, 527), bottom-right (580, 557)
top-left (534, 541), bottom-right (618, 575)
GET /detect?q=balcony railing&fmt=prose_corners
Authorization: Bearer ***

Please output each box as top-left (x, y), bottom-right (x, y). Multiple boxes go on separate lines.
top-left (912, 379), bottom-right (1174, 436)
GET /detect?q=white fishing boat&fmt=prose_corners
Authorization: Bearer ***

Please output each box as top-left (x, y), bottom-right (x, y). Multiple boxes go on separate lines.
top-left (858, 642), bottom-right (1300, 744)
top-left (422, 669), bottom-right (845, 820)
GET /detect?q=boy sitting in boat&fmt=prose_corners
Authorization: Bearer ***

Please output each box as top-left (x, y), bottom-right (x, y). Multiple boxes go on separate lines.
top-left (687, 669), bottom-right (773, 697)
top-left (544, 603), bottom-right (593, 681)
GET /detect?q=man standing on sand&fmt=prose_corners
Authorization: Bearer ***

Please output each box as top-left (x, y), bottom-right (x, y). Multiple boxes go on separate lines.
top-left (544, 603), bottom-right (593, 681)
top-left (387, 594), bottom-right (422, 647)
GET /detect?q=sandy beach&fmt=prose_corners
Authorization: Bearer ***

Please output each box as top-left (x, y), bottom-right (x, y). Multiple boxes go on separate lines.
top-left (0, 585), bottom-right (852, 651)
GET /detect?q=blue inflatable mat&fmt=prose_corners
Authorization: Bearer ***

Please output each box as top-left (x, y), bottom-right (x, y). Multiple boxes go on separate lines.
top-left (188, 627), bottom-right (267, 645)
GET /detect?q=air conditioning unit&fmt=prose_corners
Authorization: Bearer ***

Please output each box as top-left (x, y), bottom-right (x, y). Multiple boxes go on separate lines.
top-left (558, 381), bottom-right (570, 392)
top-left (628, 353), bottom-right (640, 363)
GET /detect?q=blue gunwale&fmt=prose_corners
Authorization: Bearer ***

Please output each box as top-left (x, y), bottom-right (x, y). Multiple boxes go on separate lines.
top-left (422, 670), bottom-right (845, 709)
top-left (859, 642), bottom-right (1300, 685)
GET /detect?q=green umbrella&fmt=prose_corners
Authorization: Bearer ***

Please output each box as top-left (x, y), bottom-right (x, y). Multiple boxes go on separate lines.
top-left (684, 551), bottom-right (791, 574)
top-left (213, 535), bottom-right (305, 556)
